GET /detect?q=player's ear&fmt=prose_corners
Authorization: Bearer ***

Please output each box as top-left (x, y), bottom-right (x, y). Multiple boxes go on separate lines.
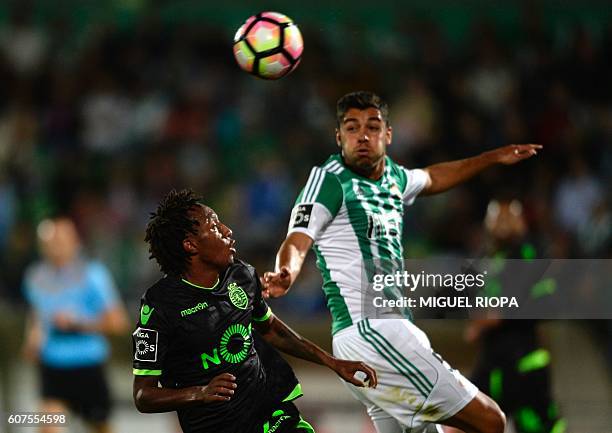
top-left (183, 238), bottom-right (197, 254)
top-left (335, 128), bottom-right (341, 148)
top-left (385, 124), bottom-right (392, 146)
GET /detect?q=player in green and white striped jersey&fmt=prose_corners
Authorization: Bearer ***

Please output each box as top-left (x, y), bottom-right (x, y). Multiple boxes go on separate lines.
top-left (262, 91), bottom-right (542, 433)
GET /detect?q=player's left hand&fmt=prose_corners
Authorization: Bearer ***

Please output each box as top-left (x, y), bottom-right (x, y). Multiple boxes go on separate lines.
top-left (492, 144), bottom-right (543, 165)
top-left (331, 358), bottom-right (378, 388)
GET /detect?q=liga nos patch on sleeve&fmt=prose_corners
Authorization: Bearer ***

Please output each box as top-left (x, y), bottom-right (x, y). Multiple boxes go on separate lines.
top-left (291, 204), bottom-right (313, 229)
top-left (133, 327), bottom-right (158, 362)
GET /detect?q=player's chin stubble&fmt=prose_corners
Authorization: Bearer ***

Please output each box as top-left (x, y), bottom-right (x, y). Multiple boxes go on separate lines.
top-left (347, 153), bottom-right (383, 177)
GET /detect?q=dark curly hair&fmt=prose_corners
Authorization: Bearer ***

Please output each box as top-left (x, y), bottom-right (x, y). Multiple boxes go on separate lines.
top-left (145, 189), bottom-right (201, 276)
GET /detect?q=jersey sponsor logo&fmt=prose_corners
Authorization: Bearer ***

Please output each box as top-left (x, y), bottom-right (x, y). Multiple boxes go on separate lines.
top-left (140, 304), bottom-right (154, 325)
top-left (200, 323), bottom-right (252, 369)
top-left (133, 327), bottom-right (158, 362)
top-left (367, 212), bottom-right (401, 239)
top-left (291, 204), bottom-right (313, 229)
top-left (263, 409), bottom-right (292, 433)
top-left (228, 282), bottom-right (248, 309)
top-left (180, 302), bottom-right (209, 317)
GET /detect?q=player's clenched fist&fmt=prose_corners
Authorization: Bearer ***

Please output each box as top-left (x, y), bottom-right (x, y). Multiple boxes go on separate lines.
top-left (331, 359), bottom-right (378, 389)
top-left (199, 373), bottom-right (237, 403)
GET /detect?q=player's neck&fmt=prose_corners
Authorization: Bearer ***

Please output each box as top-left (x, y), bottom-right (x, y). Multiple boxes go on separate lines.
top-left (182, 267), bottom-right (220, 289)
top-left (368, 160), bottom-right (385, 180)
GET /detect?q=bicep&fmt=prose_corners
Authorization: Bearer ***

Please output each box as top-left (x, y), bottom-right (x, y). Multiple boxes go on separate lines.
top-left (133, 375), bottom-right (159, 400)
top-left (285, 232), bottom-right (314, 252)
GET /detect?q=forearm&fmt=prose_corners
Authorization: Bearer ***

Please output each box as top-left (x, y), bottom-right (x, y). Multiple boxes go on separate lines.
top-left (25, 313), bottom-right (42, 344)
top-left (423, 151), bottom-right (497, 195)
top-left (81, 308), bottom-right (129, 336)
top-left (134, 384), bottom-right (204, 413)
top-left (83, 322), bottom-right (123, 335)
top-left (23, 313), bottom-right (43, 359)
top-left (274, 233), bottom-right (312, 291)
top-left (259, 315), bottom-right (334, 368)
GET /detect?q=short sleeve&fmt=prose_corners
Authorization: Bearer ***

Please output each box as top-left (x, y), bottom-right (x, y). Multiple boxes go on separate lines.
top-left (133, 296), bottom-right (172, 376)
top-left (252, 271), bottom-right (272, 322)
top-left (402, 168), bottom-right (430, 205)
top-left (288, 167), bottom-right (343, 240)
top-left (295, 167), bottom-right (343, 216)
top-left (88, 263), bottom-right (120, 312)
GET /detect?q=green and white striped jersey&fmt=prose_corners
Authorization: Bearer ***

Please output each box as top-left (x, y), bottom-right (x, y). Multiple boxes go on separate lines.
top-left (288, 153), bottom-right (429, 335)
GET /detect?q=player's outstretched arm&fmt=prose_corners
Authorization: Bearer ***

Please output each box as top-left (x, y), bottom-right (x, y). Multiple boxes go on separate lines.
top-left (261, 232), bottom-right (313, 298)
top-left (133, 373), bottom-right (237, 413)
top-left (421, 144), bottom-right (542, 196)
top-left (254, 313), bottom-right (377, 388)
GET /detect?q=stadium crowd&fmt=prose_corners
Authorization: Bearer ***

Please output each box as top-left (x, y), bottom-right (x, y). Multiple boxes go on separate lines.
top-left (0, 3), bottom-right (610, 314)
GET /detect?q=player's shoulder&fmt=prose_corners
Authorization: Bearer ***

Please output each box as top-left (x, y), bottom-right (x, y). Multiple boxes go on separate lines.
top-left (84, 260), bottom-right (113, 282)
top-left (385, 156), bottom-right (411, 185)
top-left (227, 259), bottom-right (257, 280)
top-left (141, 275), bottom-right (181, 306)
top-left (302, 154), bottom-right (345, 189)
top-left (317, 154), bottom-right (346, 176)
top-left (385, 156), bottom-right (407, 175)
top-left (24, 261), bottom-right (47, 282)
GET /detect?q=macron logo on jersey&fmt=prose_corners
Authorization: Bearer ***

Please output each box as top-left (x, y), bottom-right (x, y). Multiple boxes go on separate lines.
top-left (291, 204), bottom-right (313, 229)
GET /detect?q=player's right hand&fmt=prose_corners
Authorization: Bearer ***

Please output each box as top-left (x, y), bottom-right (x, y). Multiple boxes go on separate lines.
top-left (199, 373), bottom-right (237, 403)
top-left (261, 266), bottom-right (292, 299)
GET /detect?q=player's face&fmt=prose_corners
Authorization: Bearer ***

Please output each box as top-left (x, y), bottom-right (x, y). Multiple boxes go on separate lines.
top-left (336, 107), bottom-right (392, 177)
top-left (186, 205), bottom-right (236, 269)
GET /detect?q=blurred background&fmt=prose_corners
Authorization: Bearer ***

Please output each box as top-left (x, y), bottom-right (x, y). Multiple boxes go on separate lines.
top-left (0, 0), bottom-right (610, 432)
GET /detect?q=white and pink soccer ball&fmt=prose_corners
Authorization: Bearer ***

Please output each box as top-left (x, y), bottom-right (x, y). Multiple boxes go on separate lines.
top-left (233, 12), bottom-right (303, 80)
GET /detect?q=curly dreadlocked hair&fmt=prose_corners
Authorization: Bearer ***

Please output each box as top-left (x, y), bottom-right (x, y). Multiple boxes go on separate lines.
top-left (145, 189), bottom-right (202, 276)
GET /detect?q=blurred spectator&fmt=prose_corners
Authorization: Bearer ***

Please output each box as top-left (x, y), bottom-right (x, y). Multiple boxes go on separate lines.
top-left (22, 217), bottom-right (128, 433)
top-left (390, 76), bottom-right (438, 160)
top-left (0, 3), bottom-right (47, 77)
top-left (81, 72), bottom-right (134, 153)
top-left (0, 3), bottom-right (608, 313)
top-left (553, 157), bottom-right (604, 235)
top-left (466, 24), bottom-right (517, 117)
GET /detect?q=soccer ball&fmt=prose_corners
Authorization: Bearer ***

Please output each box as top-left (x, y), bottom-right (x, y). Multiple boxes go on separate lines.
top-left (233, 12), bottom-right (303, 80)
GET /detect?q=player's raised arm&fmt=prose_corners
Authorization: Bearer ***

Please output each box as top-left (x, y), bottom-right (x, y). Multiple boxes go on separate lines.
top-left (420, 144), bottom-right (542, 196)
top-left (263, 164), bottom-right (343, 298)
top-left (253, 312), bottom-right (377, 389)
top-left (261, 232), bottom-right (313, 298)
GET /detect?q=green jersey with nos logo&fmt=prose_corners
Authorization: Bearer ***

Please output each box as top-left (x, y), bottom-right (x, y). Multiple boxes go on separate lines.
top-left (288, 154), bottom-right (429, 335)
top-left (132, 260), bottom-right (301, 433)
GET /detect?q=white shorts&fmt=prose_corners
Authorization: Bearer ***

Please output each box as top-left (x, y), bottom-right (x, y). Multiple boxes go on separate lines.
top-left (332, 318), bottom-right (478, 433)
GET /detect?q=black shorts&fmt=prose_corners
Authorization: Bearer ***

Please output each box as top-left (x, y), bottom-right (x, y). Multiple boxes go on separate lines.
top-left (255, 401), bottom-right (314, 433)
top-left (40, 363), bottom-right (111, 423)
